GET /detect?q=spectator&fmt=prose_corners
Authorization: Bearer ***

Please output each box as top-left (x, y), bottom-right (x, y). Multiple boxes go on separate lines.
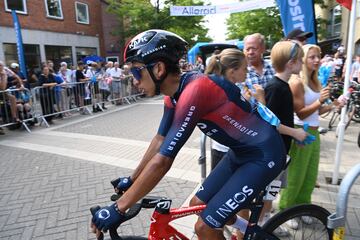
top-left (10, 63), bottom-right (28, 89)
top-left (318, 55), bottom-right (334, 87)
top-left (263, 40), bottom-right (305, 236)
top-left (75, 61), bottom-right (89, 114)
top-left (0, 61), bottom-right (21, 123)
top-left (286, 28), bottom-right (313, 45)
top-left (337, 44), bottom-right (345, 55)
top-left (279, 44), bottom-right (345, 229)
top-left (38, 66), bottom-right (57, 123)
top-left (85, 62), bottom-right (102, 112)
top-left (350, 54), bottom-right (360, 83)
top-left (58, 62), bottom-right (73, 114)
top-left (122, 64), bottom-right (134, 96)
top-left (244, 33), bottom-right (275, 88)
top-left (9, 81), bottom-right (32, 121)
top-left (333, 52), bottom-right (345, 81)
top-left (108, 62), bottom-right (122, 105)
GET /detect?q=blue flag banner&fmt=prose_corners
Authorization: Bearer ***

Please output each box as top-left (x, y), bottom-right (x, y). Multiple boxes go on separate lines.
top-left (276, 0), bottom-right (317, 44)
top-left (11, 10), bottom-right (27, 79)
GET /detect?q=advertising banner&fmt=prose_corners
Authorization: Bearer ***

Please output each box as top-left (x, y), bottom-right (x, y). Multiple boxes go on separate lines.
top-left (11, 10), bottom-right (27, 78)
top-left (170, 0), bottom-right (275, 16)
top-left (276, 0), bottom-right (317, 44)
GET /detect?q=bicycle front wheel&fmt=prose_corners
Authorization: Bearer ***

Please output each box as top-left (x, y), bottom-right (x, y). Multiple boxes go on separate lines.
top-left (260, 204), bottom-right (333, 240)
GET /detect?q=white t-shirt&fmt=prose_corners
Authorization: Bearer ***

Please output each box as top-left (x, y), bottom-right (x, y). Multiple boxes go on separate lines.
top-left (108, 67), bottom-right (123, 79)
top-left (351, 61), bottom-right (360, 79)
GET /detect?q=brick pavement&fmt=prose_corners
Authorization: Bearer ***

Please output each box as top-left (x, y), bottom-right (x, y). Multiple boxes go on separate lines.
top-left (0, 97), bottom-right (360, 239)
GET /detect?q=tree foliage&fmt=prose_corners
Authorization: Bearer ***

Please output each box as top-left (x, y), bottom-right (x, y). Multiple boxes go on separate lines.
top-left (106, 0), bottom-right (212, 48)
top-left (226, 0), bottom-right (327, 47)
top-left (226, 6), bottom-right (283, 48)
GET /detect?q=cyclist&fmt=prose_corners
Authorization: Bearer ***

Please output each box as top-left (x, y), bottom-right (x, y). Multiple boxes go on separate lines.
top-left (91, 30), bottom-right (307, 239)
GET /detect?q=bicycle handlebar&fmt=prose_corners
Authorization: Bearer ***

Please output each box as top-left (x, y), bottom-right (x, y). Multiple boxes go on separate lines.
top-left (90, 194), bottom-right (166, 240)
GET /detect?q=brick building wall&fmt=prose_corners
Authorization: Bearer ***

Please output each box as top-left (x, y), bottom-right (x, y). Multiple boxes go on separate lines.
top-left (101, 1), bottom-right (122, 60)
top-left (0, 0), bottom-right (102, 37)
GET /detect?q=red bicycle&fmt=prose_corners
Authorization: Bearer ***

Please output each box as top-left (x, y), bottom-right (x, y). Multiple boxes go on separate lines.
top-left (90, 179), bottom-right (333, 240)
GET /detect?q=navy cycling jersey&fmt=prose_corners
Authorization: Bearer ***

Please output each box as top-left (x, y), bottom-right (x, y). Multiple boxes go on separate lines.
top-left (158, 72), bottom-right (284, 160)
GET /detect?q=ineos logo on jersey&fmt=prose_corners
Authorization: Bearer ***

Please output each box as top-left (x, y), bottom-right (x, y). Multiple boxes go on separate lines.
top-left (197, 185), bottom-right (204, 193)
top-left (97, 209), bottom-right (110, 220)
top-left (216, 186), bottom-right (254, 219)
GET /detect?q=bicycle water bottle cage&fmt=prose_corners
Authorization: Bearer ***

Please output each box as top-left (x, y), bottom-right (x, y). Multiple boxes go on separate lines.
top-left (155, 198), bottom-right (172, 214)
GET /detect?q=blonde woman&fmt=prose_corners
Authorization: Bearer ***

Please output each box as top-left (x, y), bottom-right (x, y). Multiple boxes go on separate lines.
top-left (279, 44), bottom-right (344, 229)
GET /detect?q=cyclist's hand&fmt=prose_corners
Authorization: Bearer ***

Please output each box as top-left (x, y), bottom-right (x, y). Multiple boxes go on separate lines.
top-left (92, 203), bottom-right (125, 232)
top-left (319, 87), bottom-right (330, 103)
top-left (111, 176), bottom-right (133, 194)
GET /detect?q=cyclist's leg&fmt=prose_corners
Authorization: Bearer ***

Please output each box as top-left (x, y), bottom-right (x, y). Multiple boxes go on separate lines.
top-left (191, 151), bottom-right (238, 206)
top-left (195, 153), bottom-right (284, 238)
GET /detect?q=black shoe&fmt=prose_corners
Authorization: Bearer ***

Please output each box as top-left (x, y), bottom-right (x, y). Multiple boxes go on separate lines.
top-left (102, 105), bottom-right (107, 110)
top-left (93, 107), bottom-right (98, 113)
top-left (96, 106), bottom-right (102, 112)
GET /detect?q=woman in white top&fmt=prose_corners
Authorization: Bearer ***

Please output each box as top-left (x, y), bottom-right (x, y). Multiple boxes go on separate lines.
top-left (279, 44), bottom-right (344, 228)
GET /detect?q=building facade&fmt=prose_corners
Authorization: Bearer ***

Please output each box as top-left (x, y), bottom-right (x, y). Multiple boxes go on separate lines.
top-left (316, 0), bottom-right (360, 56)
top-left (0, 0), bottom-right (122, 71)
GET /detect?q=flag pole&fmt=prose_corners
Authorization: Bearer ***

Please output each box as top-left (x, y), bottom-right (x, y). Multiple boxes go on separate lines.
top-left (332, 0), bottom-right (357, 184)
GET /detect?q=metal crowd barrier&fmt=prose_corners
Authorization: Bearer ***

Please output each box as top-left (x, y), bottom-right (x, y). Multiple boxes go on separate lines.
top-left (0, 88), bottom-right (35, 133)
top-left (327, 164), bottom-right (360, 240)
top-left (1, 79), bottom-right (144, 133)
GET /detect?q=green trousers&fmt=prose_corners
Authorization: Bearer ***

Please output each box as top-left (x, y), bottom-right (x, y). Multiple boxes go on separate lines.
top-left (279, 128), bottom-right (320, 210)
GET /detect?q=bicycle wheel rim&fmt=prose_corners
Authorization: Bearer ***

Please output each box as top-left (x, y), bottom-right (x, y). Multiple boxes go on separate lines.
top-left (260, 204), bottom-right (333, 240)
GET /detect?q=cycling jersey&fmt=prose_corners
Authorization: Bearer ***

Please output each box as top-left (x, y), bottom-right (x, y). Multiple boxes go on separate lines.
top-left (157, 71), bottom-right (286, 228)
top-left (158, 71), bottom-right (284, 161)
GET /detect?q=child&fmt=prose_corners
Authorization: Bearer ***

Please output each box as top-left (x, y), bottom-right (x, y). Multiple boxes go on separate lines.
top-left (261, 40), bottom-right (305, 236)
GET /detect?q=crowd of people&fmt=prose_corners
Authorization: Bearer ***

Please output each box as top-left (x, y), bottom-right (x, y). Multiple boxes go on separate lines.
top-left (0, 59), bottom-right (137, 134)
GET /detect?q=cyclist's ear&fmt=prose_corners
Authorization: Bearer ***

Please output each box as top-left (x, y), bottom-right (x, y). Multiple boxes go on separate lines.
top-left (153, 62), bottom-right (166, 80)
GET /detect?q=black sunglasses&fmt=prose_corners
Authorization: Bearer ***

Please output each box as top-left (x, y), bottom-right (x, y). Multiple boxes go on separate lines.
top-left (130, 63), bottom-right (156, 80)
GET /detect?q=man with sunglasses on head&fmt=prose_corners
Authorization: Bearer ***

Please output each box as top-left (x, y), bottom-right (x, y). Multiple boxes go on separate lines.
top-left (90, 29), bottom-right (305, 239)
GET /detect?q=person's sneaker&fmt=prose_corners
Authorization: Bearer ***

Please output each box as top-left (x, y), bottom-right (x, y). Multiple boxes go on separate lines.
top-left (274, 224), bottom-right (290, 237)
top-left (286, 218), bottom-right (299, 230)
top-left (301, 216), bottom-right (313, 225)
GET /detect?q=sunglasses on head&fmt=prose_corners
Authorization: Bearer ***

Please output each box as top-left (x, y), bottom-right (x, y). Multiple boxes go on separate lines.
top-left (130, 63), bottom-right (156, 80)
top-left (289, 41), bottom-right (301, 61)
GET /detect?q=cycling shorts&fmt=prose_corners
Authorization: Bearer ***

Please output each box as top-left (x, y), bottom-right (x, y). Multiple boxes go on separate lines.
top-left (196, 149), bottom-right (285, 229)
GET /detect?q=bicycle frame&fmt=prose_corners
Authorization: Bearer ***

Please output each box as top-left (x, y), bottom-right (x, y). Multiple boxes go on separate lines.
top-left (148, 199), bottom-right (205, 240)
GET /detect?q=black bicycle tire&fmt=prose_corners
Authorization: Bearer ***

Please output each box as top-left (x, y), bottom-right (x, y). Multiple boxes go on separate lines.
top-left (259, 204), bottom-right (333, 240)
top-left (328, 111), bottom-right (339, 129)
top-left (351, 106), bottom-right (360, 123)
top-left (345, 102), bottom-right (355, 129)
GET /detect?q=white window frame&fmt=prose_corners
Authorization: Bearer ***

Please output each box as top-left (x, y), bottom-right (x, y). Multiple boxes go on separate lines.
top-left (357, 0), bottom-right (360, 18)
top-left (44, 0), bottom-right (63, 20)
top-left (75, 1), bottom-right (89, 25)
top-left (4, 0), bottom-right (27, 14)
top-left (106, 56), bottom-right (119, 63)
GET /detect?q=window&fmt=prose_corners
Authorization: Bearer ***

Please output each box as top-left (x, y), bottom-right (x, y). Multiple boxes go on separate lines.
top-left (106, 56), bottom-right (119, 63)
top-left (327, 5), bottom-right (342, 37)
top-left (45, 0), bottom-right (63, 19)
top-left (45, 45), bottom-right (73, 71)
top-left (4, 0), bottom-right (27, 14)
top-left (75, 2), bottom-right (89, 24)
top-left (76, 47), bottom-right (97, 62)
top-left (3, 43), bottom-right (41, 70)
top-left (357, 0), bottom-right (360, 18)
